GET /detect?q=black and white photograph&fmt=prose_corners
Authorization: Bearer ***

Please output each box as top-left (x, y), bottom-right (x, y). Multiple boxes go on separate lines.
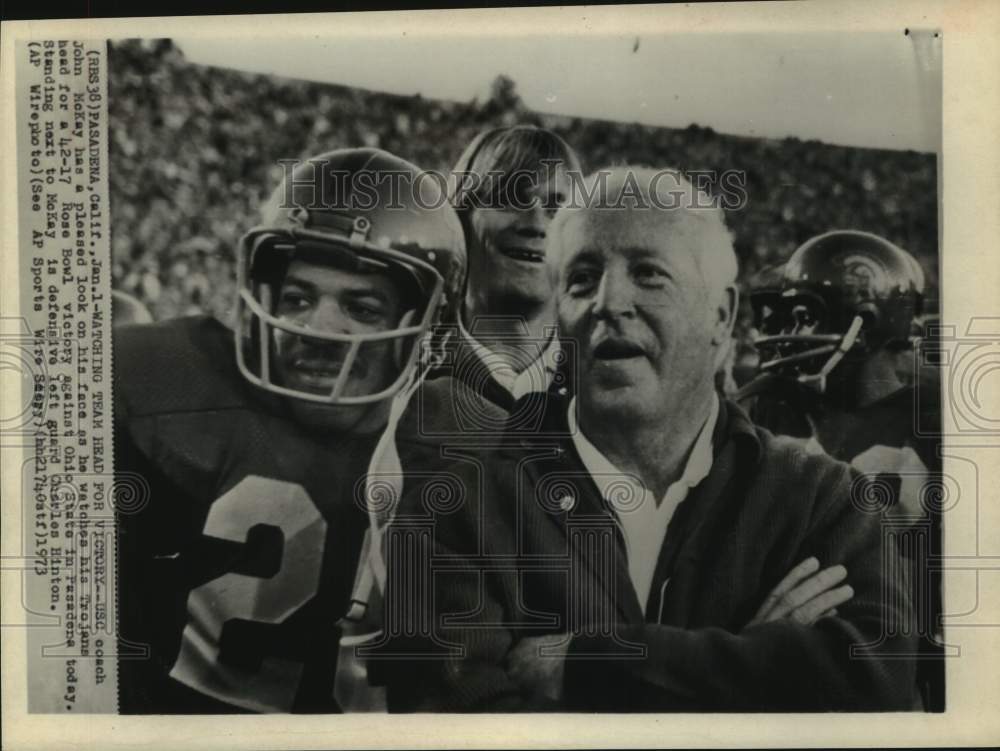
top-left (3, 3), bottom-right (1000, 748)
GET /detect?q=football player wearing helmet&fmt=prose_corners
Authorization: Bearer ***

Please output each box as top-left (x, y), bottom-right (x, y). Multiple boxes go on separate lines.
top-left (736, 229), bottom-right (944, 710)
top-left (438, 125), bottom-right (581, 417)
top-left (115, 148), bottom-right (495, 713)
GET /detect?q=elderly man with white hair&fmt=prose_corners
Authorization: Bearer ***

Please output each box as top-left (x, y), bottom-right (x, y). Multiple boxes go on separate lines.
top-left (377, 167), bottom-right (918, 712)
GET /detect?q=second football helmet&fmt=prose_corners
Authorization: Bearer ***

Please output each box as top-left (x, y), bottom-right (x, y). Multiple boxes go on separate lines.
top-left (752, 230), bottom-right (925, 392)
top-left (235, 148), bottom-right (466, 405)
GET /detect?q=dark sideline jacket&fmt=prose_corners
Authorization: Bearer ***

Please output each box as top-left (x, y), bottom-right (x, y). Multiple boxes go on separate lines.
top-left (375, 396), bottom-right (918, 712)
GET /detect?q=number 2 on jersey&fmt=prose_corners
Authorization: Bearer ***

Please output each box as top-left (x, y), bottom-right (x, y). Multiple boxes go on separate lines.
top-left (169, 476), bottom-right (326, 712)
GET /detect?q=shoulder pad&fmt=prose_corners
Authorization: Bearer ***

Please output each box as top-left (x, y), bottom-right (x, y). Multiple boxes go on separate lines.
top-left (114, 315), bottom-right (251, 418)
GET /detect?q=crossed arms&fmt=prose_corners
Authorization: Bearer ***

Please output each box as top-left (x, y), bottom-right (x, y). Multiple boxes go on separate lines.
top-left (376, 452), bottom-right (918, 712)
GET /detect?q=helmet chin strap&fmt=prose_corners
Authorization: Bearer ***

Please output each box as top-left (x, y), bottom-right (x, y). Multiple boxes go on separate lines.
top-left (341, 323), bottom-right (451, 626)
top-left (798, 314), bottom-right (864, 394)
top-left (392, 308), bottom-right (417, 368)
top-left (333, 318), bottom-right (452, 710)
top-left (333, 388), bottom-right (415, 712)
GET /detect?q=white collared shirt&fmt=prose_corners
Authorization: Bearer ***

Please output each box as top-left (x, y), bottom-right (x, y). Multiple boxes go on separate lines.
top-left (567, 394), bottom-right (719, 614)
top-left (457, 316), bottom-right (561, 400)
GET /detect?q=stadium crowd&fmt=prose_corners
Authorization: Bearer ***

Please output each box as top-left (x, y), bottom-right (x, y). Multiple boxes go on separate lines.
top-left (108, 38), bottom-right (939, 364)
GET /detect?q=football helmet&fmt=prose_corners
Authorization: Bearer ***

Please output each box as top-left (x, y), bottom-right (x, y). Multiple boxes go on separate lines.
top-left (235, 148), bottom-right (466, 405)
top-left (752, 230), bottom-right (924, 392)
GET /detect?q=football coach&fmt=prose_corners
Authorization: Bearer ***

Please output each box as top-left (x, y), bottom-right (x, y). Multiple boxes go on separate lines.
top-left (376, 167), bottom-right (918, 712)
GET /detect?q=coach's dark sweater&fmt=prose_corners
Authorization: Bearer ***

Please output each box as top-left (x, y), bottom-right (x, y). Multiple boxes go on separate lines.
top-left (378, 396), bottom-right (918, 712)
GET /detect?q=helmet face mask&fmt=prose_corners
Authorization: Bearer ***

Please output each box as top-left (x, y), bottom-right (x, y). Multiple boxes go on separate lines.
top-left (751, 230), bottom-right (923, 394)
top-left (234, 148), bottom-right (466, 406)
top-left (236, 224), bottom-right (445, 405)
top-left (753, 292), bottom-right (866, 391)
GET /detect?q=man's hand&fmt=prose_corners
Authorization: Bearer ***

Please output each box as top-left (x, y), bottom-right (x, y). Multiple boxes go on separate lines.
top-left (747, 557), bottom-right (853, 628)
top-left (507, 559), bottom-right (852, 700)
top-left (505, 633), bottom-right (570, 703)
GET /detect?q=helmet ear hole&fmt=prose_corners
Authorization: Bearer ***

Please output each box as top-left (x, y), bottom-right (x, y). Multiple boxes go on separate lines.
top-left (856, 302), bottom-right (880, 330)
top-left (854, 303), bottom-right (880, 351)
top-left (750, 292), bottom-right (780, 331)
